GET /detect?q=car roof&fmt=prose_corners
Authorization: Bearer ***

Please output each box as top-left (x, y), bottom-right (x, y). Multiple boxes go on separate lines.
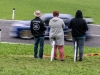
top-left (40, 13), bottom-right (73, 20)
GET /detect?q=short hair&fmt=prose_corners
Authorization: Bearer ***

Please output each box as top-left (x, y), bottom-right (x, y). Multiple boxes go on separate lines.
top-left (53, 10), bottom-right (59, 17)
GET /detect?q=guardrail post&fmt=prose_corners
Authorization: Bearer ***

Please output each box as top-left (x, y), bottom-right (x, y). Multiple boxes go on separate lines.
top-left (12, 8), bottom-right (15, 20)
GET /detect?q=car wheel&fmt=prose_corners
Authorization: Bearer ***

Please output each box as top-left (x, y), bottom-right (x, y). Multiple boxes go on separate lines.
top-left (64, 31), bottom-right (73, 42)
top-left (19, 30), bottom-right (33, 39)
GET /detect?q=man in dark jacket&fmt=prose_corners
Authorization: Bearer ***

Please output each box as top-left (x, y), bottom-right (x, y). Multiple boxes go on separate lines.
top-left (68, 10), bottom-right (88, 61)
top-left (30, 10), bottom-right (46, 59)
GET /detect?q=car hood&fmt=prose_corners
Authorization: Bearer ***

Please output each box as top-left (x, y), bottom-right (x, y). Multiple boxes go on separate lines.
top-left (11, 21), bottom-right (31, 27)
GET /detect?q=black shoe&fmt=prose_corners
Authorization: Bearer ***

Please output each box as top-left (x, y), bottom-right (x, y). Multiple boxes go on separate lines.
top-left (79, 58), bottom-right (82, 61)
top-left (39, 57), bottom-right (43, 59)
top-left (34, 56), bottom-right (38, 58)
top-left (61, 60), bottom-right (65, 61)
top-left (76, 57), bottom-right (77, 61)
top-left (54, 58), bottom-right (58, 60)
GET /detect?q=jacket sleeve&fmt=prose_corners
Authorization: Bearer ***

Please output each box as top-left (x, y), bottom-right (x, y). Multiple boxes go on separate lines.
top-left (49, 20), bottom-right (51, 28)
top-left (62, 19), bottom-right (65, 28)
top-left (43, 22), bottom-right (47, 31)
top-left (68, 20), bottom-right (72, 29)
top-left (84, 21), bottom-right (88, 31)
top-left (40, 19), bottom-right (46, 31)
top-left (42, 21), bottom-right (46, 31)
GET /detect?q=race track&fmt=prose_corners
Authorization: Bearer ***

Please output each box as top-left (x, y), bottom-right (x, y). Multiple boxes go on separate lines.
top-left (0, 20), bottom-right (100, 47)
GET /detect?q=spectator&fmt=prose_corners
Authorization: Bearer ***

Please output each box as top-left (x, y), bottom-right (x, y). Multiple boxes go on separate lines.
top-left (68, 10), bottom-right (88, 61)
top-left (30, 10), bottom-right (46, 59)
top-left (49, 10), bottom-right (65, 61)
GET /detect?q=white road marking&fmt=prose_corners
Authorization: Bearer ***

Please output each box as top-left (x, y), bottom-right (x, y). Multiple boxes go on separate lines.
top-left (89, 24), bottom-right (100, 26)
top-left (91, 34), bottom-right (100, 37)
top-left (0, 42), bottom-right (32, 45)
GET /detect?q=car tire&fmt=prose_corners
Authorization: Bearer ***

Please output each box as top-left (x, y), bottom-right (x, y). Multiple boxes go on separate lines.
top-left (19, 30), bottom-right (33, 39)
top-left (64, 31), bottom-right (73, 42)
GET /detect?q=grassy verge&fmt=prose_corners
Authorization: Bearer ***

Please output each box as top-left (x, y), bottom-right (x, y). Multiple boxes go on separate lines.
top-left (0, 43), bottom-right (100, 75)
top-left (0, 43), bottom-right (100, 55)
top-left (0, 0), bottom-right (100, 24)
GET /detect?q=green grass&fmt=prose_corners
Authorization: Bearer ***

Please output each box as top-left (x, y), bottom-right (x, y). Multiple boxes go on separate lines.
top-left (0, 0), bottom-right (100, 24)
top-left (0, 0), bottom-right (100, 74)
top-left (0, 43), bottom-right (100, 75)
top-left (0, 43), bottom-right (100, 56)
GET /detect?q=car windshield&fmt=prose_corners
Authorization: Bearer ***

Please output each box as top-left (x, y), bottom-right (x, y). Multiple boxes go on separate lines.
top-left (44, 18), bottom-right (70, 26)
top-left (40, 13), bottom-right (73, 26)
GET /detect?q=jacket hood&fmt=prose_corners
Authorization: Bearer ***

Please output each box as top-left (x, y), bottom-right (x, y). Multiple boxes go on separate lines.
top-left (52, 17), bottom-right (59, 22)
top-left (75, 10), bottom-right (83, 18)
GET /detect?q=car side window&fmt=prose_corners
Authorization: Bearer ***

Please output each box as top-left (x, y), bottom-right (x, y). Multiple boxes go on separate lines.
top-left (44, 18), bottom-right (51, 26)
top-left (62, 18), bottom-right (70, 26)
top-left (44, 18), bottom-right (70, 26)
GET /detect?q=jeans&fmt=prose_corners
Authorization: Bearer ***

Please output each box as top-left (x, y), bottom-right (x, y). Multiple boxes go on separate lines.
top-left (73, 37), bottom-right (85, 59)
top-left (34, 37), bottom-right (44, 58)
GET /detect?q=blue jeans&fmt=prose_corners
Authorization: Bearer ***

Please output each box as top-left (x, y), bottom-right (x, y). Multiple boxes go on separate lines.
top-left (34, 37), bottom-right (44, 58)
top-left (73, 37), bottom-right (85, 59)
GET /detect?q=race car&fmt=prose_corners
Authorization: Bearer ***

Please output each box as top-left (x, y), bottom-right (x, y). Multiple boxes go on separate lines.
top-left (9, 13), bottom-right (93, 41)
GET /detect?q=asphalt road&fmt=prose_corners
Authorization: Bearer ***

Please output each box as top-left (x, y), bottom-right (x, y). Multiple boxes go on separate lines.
top-left (0, 20), bottom-right (100, 47)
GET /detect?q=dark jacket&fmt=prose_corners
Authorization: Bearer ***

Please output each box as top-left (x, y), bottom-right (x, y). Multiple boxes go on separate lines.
top-left (30, 17), bottom-right (46, 37)
top-left (68, 10), bottom-right (88, 37)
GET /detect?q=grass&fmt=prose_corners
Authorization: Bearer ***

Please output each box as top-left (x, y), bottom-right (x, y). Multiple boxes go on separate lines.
top-left (0, 0), bottom-right (100, 24)
top-left (0, 0), bottom-right (100, 74)
top-left (0, 43), bottom-right (100, 75)
top-left (0, 56), bottom-right (100, 75)
top-left (0, 43), bottom-right (100, 55)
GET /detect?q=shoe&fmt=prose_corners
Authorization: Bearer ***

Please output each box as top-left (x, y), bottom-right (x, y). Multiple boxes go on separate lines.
top-left (54, 58), bottom-right (58, 60)
top-left (61, 59), bottom-right (64, 61)
top-left (39, 57), bottom-right (43, 59)
top-left (34, 56), bottom-right (38, 58)
top-left (79, 58), bottom-right (82, 61)
top-left (76, 57), bottom-right (77, 61)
